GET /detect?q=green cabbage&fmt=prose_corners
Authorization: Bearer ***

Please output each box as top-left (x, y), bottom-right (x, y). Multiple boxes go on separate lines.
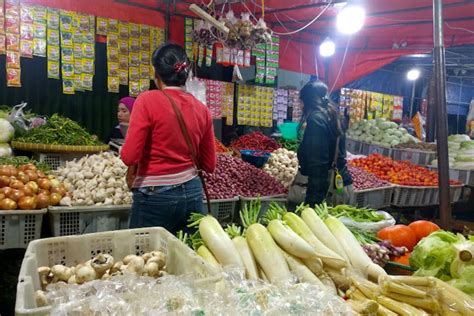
top-left (449, 134), bottom-right (471, 142)
top-left (410, 230), bottom-right (465, 279)
top-left (448, 266), bottom-right (474, 295)
top-left (0, 119), bottom-right (14, 143)
top-left (0, 143), bottom-right (12, 157)
top-left (460, 141), bottom-right (474, 150)
top-left (455, 154), bottom-right (474, 162)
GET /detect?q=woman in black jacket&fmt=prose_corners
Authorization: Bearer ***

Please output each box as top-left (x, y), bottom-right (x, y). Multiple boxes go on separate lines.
top-left (297, 80), bottom-right (353, 206)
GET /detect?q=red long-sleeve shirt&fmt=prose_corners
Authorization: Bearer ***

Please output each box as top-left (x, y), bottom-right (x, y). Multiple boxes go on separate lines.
top-left (121, 88), bottom-right (216, 186)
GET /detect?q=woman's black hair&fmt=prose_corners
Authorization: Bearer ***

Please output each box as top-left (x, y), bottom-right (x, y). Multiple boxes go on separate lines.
top-left (298, 80), bottom-right (343, 137)
top-left (152, 43), bottom-right (189, 87)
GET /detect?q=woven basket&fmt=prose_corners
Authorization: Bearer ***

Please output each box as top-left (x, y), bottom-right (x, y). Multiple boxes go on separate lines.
top-left (11, 141), bottom-right (109, 153)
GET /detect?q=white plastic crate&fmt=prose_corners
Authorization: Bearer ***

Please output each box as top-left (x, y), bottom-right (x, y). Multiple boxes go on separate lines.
top-left (15, 227), bottom-right (221, 315)
top-left (0, 209), bottom-right (47, 250)
top-left (203, 197), bottom-right (239, 225)
top-left (391, 148), bottom-right (436, 166)
top-left (430, 166), bottom-right (474, 187)
top-left (32, 152), bottom-right (88, 170)
top-left (392, 184), bottom-right (463, 207)
top-left (48, 205), bottom-right (131, 236)
top-left (353, 186), bottom-right (394, 209)
top-left (239, 195), bottom-right (287, 220)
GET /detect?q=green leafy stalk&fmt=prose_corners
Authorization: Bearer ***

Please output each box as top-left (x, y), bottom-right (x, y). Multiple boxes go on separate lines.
top-left (225, 224), bottom-right (243, 238)
top-left (187, 212), bottom-right (206, 228)
top-left (188, 230), bottom-right (204, 251)
top-left (240, 199), bottom-right (262, 229)
top-left (314, 202), bottom-right (330, 220)
top-left (176, 230), bottom-right (190, 247)
top-left (349, 227), bottom-right (380, 245)
top-left (294, 202), bottom-right (309, 215)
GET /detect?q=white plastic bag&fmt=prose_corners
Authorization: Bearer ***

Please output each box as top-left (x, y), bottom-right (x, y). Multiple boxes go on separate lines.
top-left (185, 70), bottom-right (207, 105)
top-left (340, 211), bottom-right (396, 232)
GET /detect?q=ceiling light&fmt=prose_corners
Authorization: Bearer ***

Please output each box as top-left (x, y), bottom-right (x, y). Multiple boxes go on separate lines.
top-left (336, 5), bottom-right (366, 35)
top-left (319, 38), bottom-right (336, 57)
top-left (407, 69), bottom-right (421, 81)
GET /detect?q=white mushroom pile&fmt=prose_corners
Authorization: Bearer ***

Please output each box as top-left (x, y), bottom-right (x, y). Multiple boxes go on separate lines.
top-left (35, 251), bottom-right (167, 307)
top-left (262, 148), bottom-right (298, 188)
top-left (55, 152), bottom-right (132, 206)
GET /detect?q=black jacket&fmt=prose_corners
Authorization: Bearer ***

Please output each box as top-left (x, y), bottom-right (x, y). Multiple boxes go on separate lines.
top-left (297, 110), bottom-right (352, 185)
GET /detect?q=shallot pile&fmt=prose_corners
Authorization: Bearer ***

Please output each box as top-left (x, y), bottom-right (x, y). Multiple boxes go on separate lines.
top-left (263, 148), bottom-right (298, 188)
top-left (55, 152), bottom-right (132, 206)
top-left (362, 240), bottom-right (408, 267)
top-left (348, 166), bottom-right (390, 191)
top-left (203, 154), bottom-right (287, 199)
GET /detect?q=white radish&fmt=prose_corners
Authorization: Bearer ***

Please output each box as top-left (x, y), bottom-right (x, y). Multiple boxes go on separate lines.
top-left (325, 216), bottom-right (386, 281)
top-left (246, 223), bottom-right (292, 285)
top-left (284, 213), bottom-right (347, 270)
top-left (267, 219), bottom-right (316, 259)
top-left (301, 207), bottom-right (351, 263)
top-left (196, 245), bottom-right (220, 268)
top-left (232, 236), bottom-right (259, 280)
top-left (199, 216), bottom-right (243, 268)
top-left (279, 248), bottom-right (324, 288)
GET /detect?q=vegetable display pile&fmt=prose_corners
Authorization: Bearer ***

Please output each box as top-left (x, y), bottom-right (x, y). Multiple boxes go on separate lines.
top-left (0, 163), bottom-right (67, 210)
top-left (15, 114), bottom-right (103, 146)
top-left (394, 141), bottom-right (437, 151)
top-left (348, 166), bottom-right (391, 191)
top-left (347, 118), bottom-right (419, 147)
top-left (34, 251), bottom-right (167, 308)
top-left (203, 154), bottom-right (287, 199)
top-left (55, 152), bottom-right (132, 206)
top-left (230, 131), bottom-right (280, 152)
top-left (0, 156), bottom-right (51, 172)
top-left (262, 148), bottom-right (298, 188)
top-left (278, 138), bottom-right (299, 151)
top-left (0, 118), bottom-right (14, 158)
top-left (410, 230), bottom-right (474, 296)
top-left (432, 134), bottom-right (474, 169)
top-left (350, 153), bottom-right (460, 186)
top-left (327, 204), bottom-right (385, 223)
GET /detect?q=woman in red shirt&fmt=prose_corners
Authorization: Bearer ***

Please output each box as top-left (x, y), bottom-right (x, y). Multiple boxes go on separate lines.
top-left (121, 44), bottom-right (216, 233)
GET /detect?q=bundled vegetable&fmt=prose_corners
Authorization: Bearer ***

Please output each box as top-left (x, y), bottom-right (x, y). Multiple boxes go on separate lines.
top-left (362, 240), bottom-right (408, 267)
top-left (0, 163), bottom-right (67, 210)
top-left (15, 114), bottom-right (103, 146)
top-left (328, 204), bottom-right (385, 223)
top-left (55, 152), bottom-right (132, 206)
top-left (348, 166), bottom-right (391, 191)
top-left (203, 154), bottom-right (287, 199)
top-left (262, 148), bottom-right (298, 188)
top-left (230, 131), bottom-right (280, 152)
top-left (346, 118), bottom-right (419, 147)
top-left (351, 153), bottom-right (460, 186)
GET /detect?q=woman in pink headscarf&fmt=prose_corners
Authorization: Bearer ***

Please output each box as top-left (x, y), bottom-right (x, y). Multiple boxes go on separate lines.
top-left (107, 96), bottom-right (136, 142)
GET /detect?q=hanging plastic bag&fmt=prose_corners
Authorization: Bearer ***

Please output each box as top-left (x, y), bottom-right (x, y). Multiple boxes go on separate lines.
top-left (185, 70), bottom-right (207, 105)
top-left (8, 102), bottom-right (31, 137)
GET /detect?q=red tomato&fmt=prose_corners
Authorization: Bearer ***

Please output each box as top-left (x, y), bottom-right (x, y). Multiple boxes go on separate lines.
top-left (378, 225), bottom-right (417, 251)
top-left (408, 220), bottom-right (440, 243)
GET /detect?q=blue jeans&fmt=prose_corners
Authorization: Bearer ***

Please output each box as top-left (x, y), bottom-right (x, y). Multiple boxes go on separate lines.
top-left (129, 177), bottom-right (204, 234)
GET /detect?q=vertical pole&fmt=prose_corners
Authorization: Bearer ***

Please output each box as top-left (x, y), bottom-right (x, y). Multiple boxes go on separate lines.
top-left (324, 58), bottom-right (330, 84)
top-left (433, 0), bottom-right (451, 229)
top-left (426, 74), bottom-right (436, 142)
top-left (165, 0), bottom-right (171, 41)
top-left (409, 80), bottom-right (416, 118)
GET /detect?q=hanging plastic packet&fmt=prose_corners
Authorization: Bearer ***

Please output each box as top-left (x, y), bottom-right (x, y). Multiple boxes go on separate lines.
top-left (185, 70), bottom-right (206, 105)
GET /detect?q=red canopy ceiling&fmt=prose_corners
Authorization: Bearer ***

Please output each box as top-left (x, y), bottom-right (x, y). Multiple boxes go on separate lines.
top-left (23, 0), bottom-right (474, 88)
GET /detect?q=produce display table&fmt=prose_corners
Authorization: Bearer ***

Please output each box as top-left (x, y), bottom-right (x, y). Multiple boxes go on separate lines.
top-left (0, 209), bottom-right (47, 250)
top-left (429, 166), bottom-right (474, 187)
top-left (391, 184), bottom-right (463, 207)
top-left (15, 227), bottom-right (220, 315)
top-left (48, 205), bottom-right (131, 236)
top-left (391, 148), bottom-right (436, 166)
top-left (353, 186), bottom-right (394, 209)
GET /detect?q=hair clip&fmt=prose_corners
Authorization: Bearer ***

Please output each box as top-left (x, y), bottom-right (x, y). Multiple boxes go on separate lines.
top-left (174, 61), bottom-right (187, 73)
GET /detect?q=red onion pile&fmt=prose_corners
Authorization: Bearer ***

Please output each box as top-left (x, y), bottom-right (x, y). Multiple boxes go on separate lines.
top-left (203, 154), bottom-right (287, 199)
top-left (349, 166), bottom-right (391, 191)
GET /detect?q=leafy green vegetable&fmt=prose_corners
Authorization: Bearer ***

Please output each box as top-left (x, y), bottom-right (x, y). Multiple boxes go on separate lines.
top-left (328, 204), bottom-right (385, 222)
top-left (448, 265), bottom-right (474, 295)
top-left (410, 230), bottom-right (465, 280)
top-left (0, 119), bottom-right (14, 143)
top-left (0, 156), bottom-right (51, 172)
top-left (15, 114), bottom-right (103, 146)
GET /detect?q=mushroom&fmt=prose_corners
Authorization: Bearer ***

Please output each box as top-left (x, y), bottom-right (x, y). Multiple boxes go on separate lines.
top-left (142, 253), bottom-right (153, 263)
top-left (37, 267), bottom-right (51, 290)
top-left (125, 256), bottom-right (145, 275)
top-left (91, 254), bottom-right (114, 278)
top-left (123, 255), bottom-right (136, 265)
top-left (148, 251), bottom-right (166, 270)
top-left (51, 265), bottom-right (74, 282)
top-left (35, 290), bottom-right (49, 307)
top-left (144, 262), bottom-right (160, 277)
top-left (75, 264), bottom-right (97, 284)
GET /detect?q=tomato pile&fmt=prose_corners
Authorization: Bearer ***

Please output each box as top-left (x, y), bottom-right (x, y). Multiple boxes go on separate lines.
top-left (350, 154), bottom-right (459, 186)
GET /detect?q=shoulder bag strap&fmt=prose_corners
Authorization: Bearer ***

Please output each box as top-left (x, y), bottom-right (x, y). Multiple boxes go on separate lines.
top-left (162, 90), bottom-right (212, 214)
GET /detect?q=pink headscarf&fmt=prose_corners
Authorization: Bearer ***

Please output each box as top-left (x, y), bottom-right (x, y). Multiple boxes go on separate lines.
top-left (120, 97), bottom-right (136, 113)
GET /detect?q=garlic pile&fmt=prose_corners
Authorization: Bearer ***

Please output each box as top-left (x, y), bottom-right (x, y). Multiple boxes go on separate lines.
top-left (55, 152), bottom-right (132, 206)
top-left (263, 148), bottom-right (299, 188)
top-left (35, 251), bottom-right (167, 307)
